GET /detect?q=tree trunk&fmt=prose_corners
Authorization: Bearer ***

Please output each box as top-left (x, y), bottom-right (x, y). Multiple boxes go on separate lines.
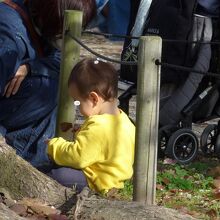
top-left (73, 188), bottom-right (197, 220)
top-left (0, 138), bottom-right (75, 209)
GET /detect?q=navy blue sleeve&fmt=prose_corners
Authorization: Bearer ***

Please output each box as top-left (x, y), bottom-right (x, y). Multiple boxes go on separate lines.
top-left (27, 48), bottom-right (61, 79)
top-left (0, 3), bottom-right (61, 96)
top-left (0, 47), bottom-right (18, 95)
top-left (0, 4), bottom-right (28, 95)
top-left (0, 33), bottom-right (26, 95)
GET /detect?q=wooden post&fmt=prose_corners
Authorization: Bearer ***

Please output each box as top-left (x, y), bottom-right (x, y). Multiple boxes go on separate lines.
top-left (133, 36), bottom-right (162, 205)
top-left (56, 10), bottom-right (83, 139)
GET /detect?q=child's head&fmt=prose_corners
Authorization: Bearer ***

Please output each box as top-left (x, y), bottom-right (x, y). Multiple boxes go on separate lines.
top-left (68, 58), bottom-right (118, 116)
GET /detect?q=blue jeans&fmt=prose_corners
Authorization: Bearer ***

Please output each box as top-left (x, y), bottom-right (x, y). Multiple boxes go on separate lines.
top-left (89, 0), bottom-right (131, 40)
top-left (0, 75), bottom-right (58, 168)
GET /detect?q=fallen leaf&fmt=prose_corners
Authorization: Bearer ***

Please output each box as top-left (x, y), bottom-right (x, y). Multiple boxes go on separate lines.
top-left (162, 177), bottom-right (170, 185)
top-left (28, 215), bottom-right (47, 220)
top-left (178, 206), bottom-right (189, 214)
top-left (174, 205), bottom-right (187, 210)
top-left (169, 189), bottom-right (179, 194)
top-left (207, 166), bottom-right (220, 177)
top-left (156, 184), bottom-right (165, 191)
top-left (163, 158), bottom-right (177, 165)
top-left (206, 209), bottom-right (218, 219)
top-left (186, 210), bottom-right (202, 218)
top-left (27, 207), bottom-right (35, 215)
top-left (213, 188), bottom-right (220, 199)
top-left (213, 178), bottom-right (220, 189)
top-left (48, 214), bottom-right (68, 220)
top-left (162, 195), bottom-right (172, 203)
top-left (18, 198), bottom-right (60, 216)
top-left (106, 188), bottom-right (119, 199)
top-left (30, 204), bottom-right (58, 216)
top-left (10, 204), bottom-right (27, 216)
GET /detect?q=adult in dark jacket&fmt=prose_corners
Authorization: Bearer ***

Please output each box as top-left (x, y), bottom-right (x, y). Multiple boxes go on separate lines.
top-left (120, 0), bottom-right (219, 125)
top-left (0, 0), bottom-right (96, 169)
top-left (197, 0), bottom-right (220, 16)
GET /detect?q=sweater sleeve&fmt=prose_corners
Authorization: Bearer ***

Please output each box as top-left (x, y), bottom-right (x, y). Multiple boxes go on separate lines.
top-left (47, 121), bottom-right (103, 169)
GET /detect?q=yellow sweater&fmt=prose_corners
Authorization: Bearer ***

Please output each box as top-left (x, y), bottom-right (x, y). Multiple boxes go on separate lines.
top-left (47, 110), bottom-right (135, 192)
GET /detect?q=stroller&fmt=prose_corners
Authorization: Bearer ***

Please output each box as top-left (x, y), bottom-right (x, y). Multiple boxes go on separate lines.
top-left (119, 0), bottom-right (220, 164)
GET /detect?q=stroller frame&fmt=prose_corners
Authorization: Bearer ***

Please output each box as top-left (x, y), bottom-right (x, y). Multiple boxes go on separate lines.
top-left (119, 13), bottom-right (220, 164)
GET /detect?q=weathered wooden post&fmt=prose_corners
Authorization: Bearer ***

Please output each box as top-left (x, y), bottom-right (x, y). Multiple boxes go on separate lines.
top-left (56, 10), bottom-right (83, 139)
top-left (133, 36), bottom-right (162, 205)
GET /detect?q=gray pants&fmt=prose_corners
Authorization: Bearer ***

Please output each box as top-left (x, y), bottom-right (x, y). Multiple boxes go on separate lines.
top-left (160, 14), bottom-right (213, 126)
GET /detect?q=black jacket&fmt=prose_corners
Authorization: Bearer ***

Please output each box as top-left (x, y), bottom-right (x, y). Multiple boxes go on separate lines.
top-left (121, 0), bottom-right (197, 84)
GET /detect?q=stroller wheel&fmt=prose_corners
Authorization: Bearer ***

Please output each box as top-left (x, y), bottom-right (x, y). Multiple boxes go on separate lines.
top-left (166, 129), bottom-right (198, 164)
top-left (200, 124), bottom-right (218, 156)
top-left (158, 125), bottom-right (177, 158)
top-left (215, 134), bottom-right (220, 158)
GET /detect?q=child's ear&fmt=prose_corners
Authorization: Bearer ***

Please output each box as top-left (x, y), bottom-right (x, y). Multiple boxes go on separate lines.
top-left (89, 91), bottom-right (99, 106)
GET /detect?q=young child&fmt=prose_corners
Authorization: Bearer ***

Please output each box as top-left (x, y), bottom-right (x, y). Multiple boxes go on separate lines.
top-left (47, 58), bottom-right (135, 193)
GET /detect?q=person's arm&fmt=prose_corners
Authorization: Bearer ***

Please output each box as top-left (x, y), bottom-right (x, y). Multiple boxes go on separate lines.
top-left (47, 121), bottom-right (103, 169)
top-left (0, 6), bottom-right (60, 96)
top-left (0, 39), bottom-right (24, 96)
top-left (1, 44), bottom-right (60, 97)
top-left (27, 48), bottom-right (61, 79)
top-left (0, 5), bottom-right (31, 96)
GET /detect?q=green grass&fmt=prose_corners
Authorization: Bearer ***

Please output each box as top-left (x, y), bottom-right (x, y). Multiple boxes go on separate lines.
top-left (116, 160), bottom-right (220, 219)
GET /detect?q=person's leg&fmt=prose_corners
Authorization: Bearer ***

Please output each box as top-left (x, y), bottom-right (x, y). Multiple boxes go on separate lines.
top-left (47, 167), bottom-right (87, 192)
top-left (1, 76), bottom-right (58, 168)
top-left (87, 0), bottom-right (109, 29)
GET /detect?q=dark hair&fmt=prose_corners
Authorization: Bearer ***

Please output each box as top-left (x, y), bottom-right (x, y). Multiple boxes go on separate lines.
top-left (68, 58), bottom-right (118, 101)
top-left (29, 0), bottom-right (96, 39)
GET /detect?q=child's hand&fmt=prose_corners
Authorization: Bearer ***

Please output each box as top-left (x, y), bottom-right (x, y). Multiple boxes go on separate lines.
top-left (45, 139), bottom-right (50, 145)
top-left (4, 64), bottom-right (29, 97)
top-left (73, 124), bottom-right (81, 132)
top-left (60, 122), bottom-right (73, 132)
